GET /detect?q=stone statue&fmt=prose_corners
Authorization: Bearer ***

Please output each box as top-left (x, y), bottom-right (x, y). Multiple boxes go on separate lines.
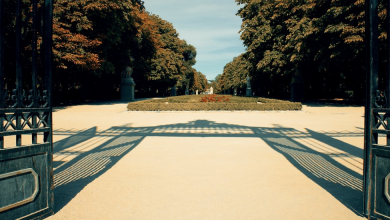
top-left (121, 56), bottom-right (136, 101)
top-left (122, 66), bottom-right (133, 78)
top-left (246, 75), bottom-right (252, 97)
top-left (122, 56), bottom-right (135, 78)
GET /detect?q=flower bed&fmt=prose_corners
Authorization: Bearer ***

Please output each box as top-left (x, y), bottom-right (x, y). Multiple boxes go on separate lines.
top-left (127, 95), bottom-right (302, 111)
top-left (199, 94), bottom-right (230, 102)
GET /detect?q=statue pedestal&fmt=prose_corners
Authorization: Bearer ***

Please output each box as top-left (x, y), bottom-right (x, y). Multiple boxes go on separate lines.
top-left (246, 88), bottom-right (252, 97)
top-left (246, 75), bottom-right (252, 97)
top-left (290, 73), bottom-right (304, 102)
top-left (121, 76), bottom-right (135, 101)
top-left (290, 82), bottom-right (304, 102)
top-left (171, 86), bottom-right (176, 96)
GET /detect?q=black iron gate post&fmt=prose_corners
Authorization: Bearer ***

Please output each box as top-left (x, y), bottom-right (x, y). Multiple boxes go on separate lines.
top-left (0, 0), bottom-right (54, 219)
top-left (0, 0), bottom-right (4, 150)
top-left (364, 0), bottom-right (390, 219)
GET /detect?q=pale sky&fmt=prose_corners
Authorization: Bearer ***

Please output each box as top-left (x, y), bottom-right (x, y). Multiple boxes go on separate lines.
top-left (143, 0), bottom-right (246, 81)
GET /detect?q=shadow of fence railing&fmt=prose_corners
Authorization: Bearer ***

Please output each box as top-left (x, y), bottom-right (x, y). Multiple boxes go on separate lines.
top-left (52, 120), bottom-right (364, 215)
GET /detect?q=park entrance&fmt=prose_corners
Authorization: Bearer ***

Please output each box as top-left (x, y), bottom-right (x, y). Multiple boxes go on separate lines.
top-left (0, 0), bottom-right (388, 219)
top-left (0, 0), bottom-right (54, 219)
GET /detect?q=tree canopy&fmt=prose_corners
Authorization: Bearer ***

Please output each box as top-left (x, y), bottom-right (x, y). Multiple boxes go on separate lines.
top-left (145, 14), bottom-right (200, 94)
top-left (2, 0), bottom-right (207, 102)
top-left (216, 0), bottom-right (372, 101)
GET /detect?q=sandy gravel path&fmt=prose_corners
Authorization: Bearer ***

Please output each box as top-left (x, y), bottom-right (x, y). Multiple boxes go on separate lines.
top-left (46, 102), bottom-right (366, 220)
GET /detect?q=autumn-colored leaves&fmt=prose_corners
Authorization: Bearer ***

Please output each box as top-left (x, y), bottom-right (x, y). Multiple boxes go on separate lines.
top-left (49, 0), bottom-right (205, 100)
top-left (52, 0), bottom-right (148, 70)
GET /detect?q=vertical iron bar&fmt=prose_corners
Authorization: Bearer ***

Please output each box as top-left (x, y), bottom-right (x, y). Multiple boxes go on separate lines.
top-left (43, 0), bottom-right (54, 212)
top-left (0, 0), bottom-right (4, 149)
top-left (15, 0), bottom-right (22, 146)
top-left (387, 0), bottom-right (390, 146)
top-left (32, 0), bottom-right (38, 144)
top-left (16, 0), bottom-right (22, 108)
top-left (43, 0), bottom-right (53, 145)
top-left (32, 0), bottom-right (37, 98)
top-left (364, 0), bottom-right (379, 216)
top-left (40, 3), bottom-right (44, 66)
top-left (44, 0), bottom-right (52, 109)
top-left (16, 113), bottom-right (22, 146)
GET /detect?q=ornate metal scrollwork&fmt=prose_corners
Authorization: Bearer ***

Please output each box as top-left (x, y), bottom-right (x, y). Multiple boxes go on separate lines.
top-left (10, 89), bottom-right (18, 108)
top-left (375, 90), bottom-right (387, 108)
top-left (3, 88), bottom-right (26, 108)
top-left (1, 89), bottom-right (49, 108)
top-left (4, 89), bottom-right (9, 106)
top-left (38, 90), bottom-right (49, 107)
top-left (21, 89), bottom-right (27, 108)
top-left (27, 89), bottom-right (34, 108)
top-left (3, 88), bottom-right (48, 108)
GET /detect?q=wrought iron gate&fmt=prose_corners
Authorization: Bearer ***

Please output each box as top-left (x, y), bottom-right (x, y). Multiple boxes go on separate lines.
top-left (0, 0), bottom-right (54, 219)
top-left (364, 0), bottom-right (390, 219)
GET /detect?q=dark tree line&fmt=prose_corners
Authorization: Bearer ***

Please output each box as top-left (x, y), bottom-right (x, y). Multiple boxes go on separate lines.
top-left (2, 0), bottom-right (208, 104)
top-left (216, 0), bottom-right (388, 102)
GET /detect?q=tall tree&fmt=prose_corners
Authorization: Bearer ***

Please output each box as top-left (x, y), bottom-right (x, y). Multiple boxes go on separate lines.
top-left (52, 0), bottom-right (160, 101)
top-left (3, 0), bottom-right (203, 101)
top-left (234, 0), bottom-right (376, 100)
top-left (219, 54), bottom-right (251, 94)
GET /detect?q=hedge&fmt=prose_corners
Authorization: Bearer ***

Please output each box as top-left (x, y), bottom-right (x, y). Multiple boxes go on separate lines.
top-left (127, 102), bottom-right (302, 111)
top-left (136, 95), bottom-right (293, 104)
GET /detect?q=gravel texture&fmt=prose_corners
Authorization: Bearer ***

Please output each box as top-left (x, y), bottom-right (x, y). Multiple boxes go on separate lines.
top-left (45, 101), bottom-right (366, 220)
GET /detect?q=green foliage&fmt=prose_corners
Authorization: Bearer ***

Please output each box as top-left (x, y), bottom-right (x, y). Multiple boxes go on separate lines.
top-left (127, 95), bottom-right (302, 111)
top-left (208, 74), bottom-right (221, 94)
top-left (50, 0), bottom-right (163, 101)
top-left (2, 0), bottom-right (203, 103)
top-left (219, 55), bottom-right (251, 92)
top-left (147, 15), bottom-right (187, 87)
top-left (216, 0), bottom-right (371, 100)
top-left (138, 95), bottom-right (291, 103)
top-left (197, 72), bottom-right (208, 92)
top-left (135, 14), bottom-right (199, 96)
top-left (127, 102), bottom-right (302, 111)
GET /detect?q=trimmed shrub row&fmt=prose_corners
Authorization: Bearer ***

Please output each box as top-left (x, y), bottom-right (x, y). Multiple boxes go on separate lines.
top-left (257, 97), bottom-right (287, 103)
top-left (137, 95), bottom-right (294, 104)
top-left (127, 102), bottom-right (302, 111)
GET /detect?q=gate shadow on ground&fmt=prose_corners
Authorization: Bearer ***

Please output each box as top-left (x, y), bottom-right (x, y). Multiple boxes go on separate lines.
top-left (261, 125), bottom-right (364, 216)
top-left (52, 127), bottom-right (98, 169)
top-left (52, 120), bottom-right (364, 216)
top-left (52, 128), bottom-right (145, 212)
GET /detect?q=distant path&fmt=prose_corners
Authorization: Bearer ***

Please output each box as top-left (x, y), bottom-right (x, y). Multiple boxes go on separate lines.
top-left (47, 103), bottom-right (365, 220)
